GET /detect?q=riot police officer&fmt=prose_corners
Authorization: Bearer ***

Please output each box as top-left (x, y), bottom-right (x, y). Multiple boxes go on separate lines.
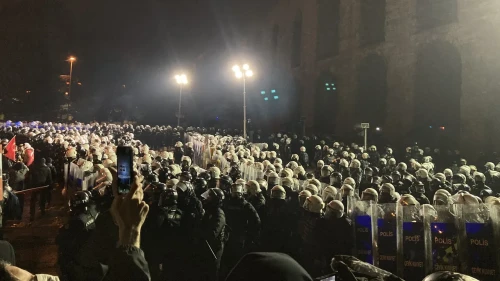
top-left (318, 200), bottom-right (353, 272)
top-left (142, 188), bottom-right (184, 281)
top-left (261, 185), bottom-right (294, 254)
top-left (57, 191), bottom-right (98, 281)
top-left (411, 181), bottom-right (430, 205)
top-left (222, 183), bottom-right (261, 272)
top-left (198, 188), bottom-right (227, 281)
top-left (245, 180), bottom-right (266, 219)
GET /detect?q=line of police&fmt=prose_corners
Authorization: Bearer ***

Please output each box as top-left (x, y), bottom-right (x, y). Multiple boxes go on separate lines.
top-left (2, 121), bottom-right (495, 280)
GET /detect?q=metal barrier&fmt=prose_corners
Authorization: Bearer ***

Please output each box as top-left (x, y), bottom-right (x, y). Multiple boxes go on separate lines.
top-left (13, 185), bottom-right (50, 223)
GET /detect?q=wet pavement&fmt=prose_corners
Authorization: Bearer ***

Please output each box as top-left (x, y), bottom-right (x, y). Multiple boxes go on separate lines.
top-left (3, 188), bottom-right (67, 276)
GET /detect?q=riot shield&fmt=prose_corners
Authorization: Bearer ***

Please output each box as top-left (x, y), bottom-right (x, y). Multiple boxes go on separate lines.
top-left (459, 203), bottom-right (499, 280)
top-left (375, 203), bottom-right (398, 273)
top-left (399, 204), bottom-right (430, 281)
top-left (352, 200), bottom-right (377, 264)
top-left (429, 205), bottom-right (460, 273)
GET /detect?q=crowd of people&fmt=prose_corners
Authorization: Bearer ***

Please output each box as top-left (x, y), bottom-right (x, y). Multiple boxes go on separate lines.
top-left (0, 121), bottom-right (498, 281)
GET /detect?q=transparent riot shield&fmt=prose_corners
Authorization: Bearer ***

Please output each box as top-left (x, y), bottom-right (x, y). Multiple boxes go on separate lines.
top-left (459, 204), bottom-right (499, 280)
top-left (319, 182), bottom-right (328, 195)
top-left (429, 205), bottom-right (460, 273)
top-left (398, 204), bottom-right (430, 281)
top-left (352, 200), bottom-right (377, 264)
top-left (374, 203), bottom-right (398, 273)
top-left (255, 168), bottom-right (264, 181)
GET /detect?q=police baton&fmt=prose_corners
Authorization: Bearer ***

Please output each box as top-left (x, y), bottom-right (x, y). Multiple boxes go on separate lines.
top-left (205, 240), bottom-right (217, 260)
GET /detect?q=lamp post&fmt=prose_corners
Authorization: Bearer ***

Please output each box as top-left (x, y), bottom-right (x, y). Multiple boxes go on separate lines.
top-left (232, 64), bottom-right (253, 139)
top-left (67, 56), bottom-right (76, 98)
top-left (175, 74), bottom-right (188, 127)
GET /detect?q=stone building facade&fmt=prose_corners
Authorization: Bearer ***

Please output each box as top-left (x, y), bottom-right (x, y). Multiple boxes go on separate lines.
top-left (256, 0), bottom-right (500, 157)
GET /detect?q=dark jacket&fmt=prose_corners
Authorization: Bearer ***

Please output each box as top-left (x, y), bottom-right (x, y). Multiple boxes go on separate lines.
top-left (246, 192), bottom-right (266, 219)
top-left (200, 207), bottom-right (226, 251)
top-left (9, 162), bottom-right (29, 191)
top-left (223, 197), bottom-right (261, 240)
top-left (28, 160), bottom-right (52, 188)
top-left (226, 252), bottom-right (312, 281)
top-left (319, 215), bottom-right (353, 260)
top-left (103, 246), bottom-right (151, 281)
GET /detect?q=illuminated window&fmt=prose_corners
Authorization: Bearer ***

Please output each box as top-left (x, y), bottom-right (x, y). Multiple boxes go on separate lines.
top-left (261, 91), bottom-right (266, 95)
top-left (273, 96), bottom-right (279, 100)
top-left (264, 97), bottom-right (269, 101)
top-left (325, 82), bottom-right (337, 91)
top-left (271, 89), bottom-right (276, 93)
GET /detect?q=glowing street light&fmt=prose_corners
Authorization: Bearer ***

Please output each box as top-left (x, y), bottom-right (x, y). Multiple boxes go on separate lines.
top-left (67, 56), bottom-right (76, 97)
top-left (175, 74), bottom-right (188, 127)
top-left (232, 63), bottom-right (253, 139)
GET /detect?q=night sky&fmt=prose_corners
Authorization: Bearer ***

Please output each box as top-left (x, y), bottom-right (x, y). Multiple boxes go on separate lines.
top-left (0, 0), bottom-right (276, 124)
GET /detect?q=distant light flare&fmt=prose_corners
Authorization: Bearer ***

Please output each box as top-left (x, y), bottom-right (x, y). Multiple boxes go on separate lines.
top-left (175, 74), bottom-right (188, 85)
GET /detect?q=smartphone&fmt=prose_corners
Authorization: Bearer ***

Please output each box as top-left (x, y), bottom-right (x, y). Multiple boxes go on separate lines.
top-left (116, 146), bottom-right (134, 194)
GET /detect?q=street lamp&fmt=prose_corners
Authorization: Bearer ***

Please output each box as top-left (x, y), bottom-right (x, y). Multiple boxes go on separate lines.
top-left (67, 56), bottom-right (76, 98)
top-left (175, 74), bottom-right (188, 127)
top-left (232, 64), bottom-right (253, 139)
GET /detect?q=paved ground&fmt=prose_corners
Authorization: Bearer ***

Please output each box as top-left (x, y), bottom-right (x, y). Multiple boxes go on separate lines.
top-left (3, 188), bottom-right (67, 276)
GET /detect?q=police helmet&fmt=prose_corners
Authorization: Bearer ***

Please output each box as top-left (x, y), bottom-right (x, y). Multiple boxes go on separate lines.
top-left (159, 188), bottom-right (178, 207)
top-left (70, 191), bottom-right (90, 211)
top-left (271, 185), bottom-right (286, 200)
top-left (179, 171), bottom-right (192, 182)
top-left (361, 188), bottom-right (378, 203)
top-left (199, 171), bottom-right (211, 182)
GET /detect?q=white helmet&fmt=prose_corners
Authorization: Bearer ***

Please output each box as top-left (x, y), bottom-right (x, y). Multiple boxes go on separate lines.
top-left (343, 177), bottom-right (356, 189)
top-left (209, 166), bottom-right (221, 179)
top-left (305, 184), bottom-right (319, 196)
top-left (325, 200), bottom-right (344, 219)
top-left (303, 195), bottom-right (325, 214)
top-left (322, 186), bottom-right (338, 202)
top-left (271, 185), bottom-right (286, 199)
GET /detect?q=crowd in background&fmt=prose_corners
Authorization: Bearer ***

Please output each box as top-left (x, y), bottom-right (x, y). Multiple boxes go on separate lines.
top-left (0, 121), bottom-right (497, 281)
